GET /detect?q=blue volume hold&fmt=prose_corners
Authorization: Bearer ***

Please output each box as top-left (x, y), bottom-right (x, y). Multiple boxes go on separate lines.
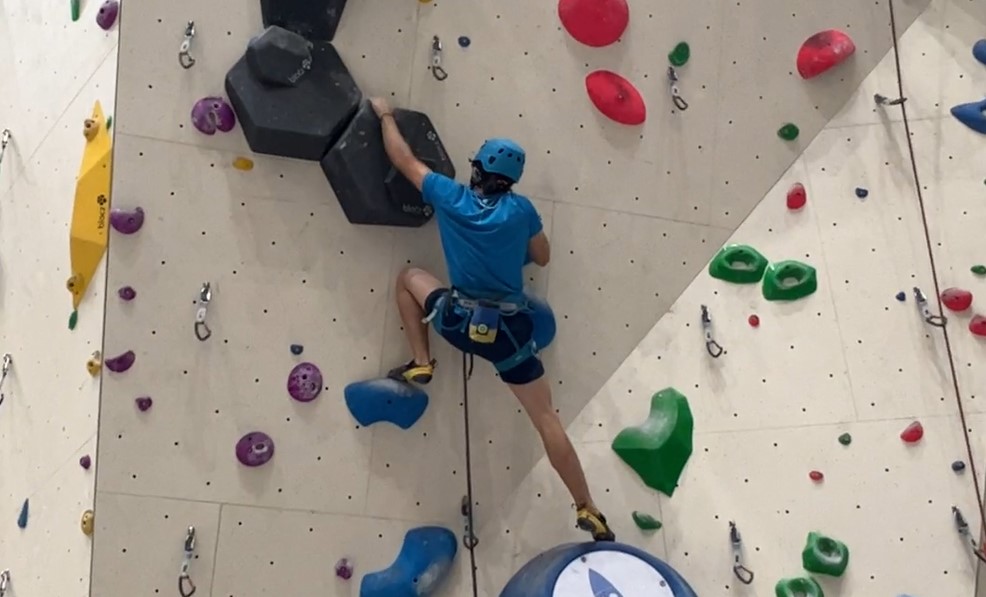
top-left (951, 99), bottom-right (986, 135)
top-left (360, 526), bottom-right (457, 597)
top-left (344, 378), bottom-right (428, 429)
top-left (973, 39), bottom-right (986, 66)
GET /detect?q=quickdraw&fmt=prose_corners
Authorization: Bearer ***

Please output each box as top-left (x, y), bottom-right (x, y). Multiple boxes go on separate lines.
top-left (178, 526), bottom-right (197, 596)
top-left (668, 67), bottom-right (688, 111)
top-left (179, 21), bottom-right (197, 69)
top-left (700, 305), bottom-right (723, 358)
top-left (0, 129), bottom-right (10, 174)
top-left (952, 506), bottom-right (986, 564)
top-left (913, 287), bottom-right (947, 328)
top-left (0, 569), bottom-right (9, 596)
top-left (461, 494), bottom-right (478, 550)
top-left (0, 353), bottom-right (10, 407)
top-left (729, 521), bottom-right (754, 584)
top-left (430, 36), bottom-right (448, 81)
top-left (874, 93), bottom-right (906, 106)
top-left (194, 283), bottom-right (212, 341)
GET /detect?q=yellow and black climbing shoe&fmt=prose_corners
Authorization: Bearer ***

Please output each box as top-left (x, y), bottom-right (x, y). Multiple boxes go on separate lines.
top-left (576, 506), bottom-right (616, 542)
top-left (387, 359), bottom-right (436, 385)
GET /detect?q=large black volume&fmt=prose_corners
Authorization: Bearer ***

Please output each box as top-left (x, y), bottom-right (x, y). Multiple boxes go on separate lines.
top-left (321, 100), bottom-right (456, 227)
top-left (260, 0), bottom-right (349, 42)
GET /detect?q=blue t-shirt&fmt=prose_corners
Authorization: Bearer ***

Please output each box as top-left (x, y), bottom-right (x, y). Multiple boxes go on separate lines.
top-left (422, 172), bottom-right (543, 301)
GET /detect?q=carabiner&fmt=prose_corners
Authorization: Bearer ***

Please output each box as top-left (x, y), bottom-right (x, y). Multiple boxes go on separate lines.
top-left (729, 521), bottom-right (755, 584)
top-left (0, 129), bottom-right (11, 173)
top-left (668, 67), bottom-right (689, 111)
top-left (701, 305), bottom-right (723, 358)
top-left (0, 353), bottom-right (10, 407)
top-left (179, 526), bottom-right (197, 596)
top-left (194, 283), bottom-right (212, 341)
top-left (0, 569), bottom-right (9, 596)
top-left (952, 506), bottom-right (986, 564)
top-left (913, 287), bottom-right (947, 328)
top-left (874, 93), bottom-right (906, 106)
top-left (179, 21), bottom-right (197, 69)
top-left (431, 36), bottom-right (448, 81)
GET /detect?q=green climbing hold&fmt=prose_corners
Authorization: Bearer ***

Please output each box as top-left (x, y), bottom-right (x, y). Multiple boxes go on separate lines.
top-left (106, 115), bottom-right (113, 130)
top-left (802, 531), bottom-right (849, 577)
top-left (68, 310), bottom-right (79, 330)
top-left (669, 42), bottom-right (691, 67)
top-left (708, 244), bottom-right (770, 284)
top-left (972, 265), bottom-right (986, 276)
top-left (762, 260), bottom-right (817, 301)
top-left (70, 0), bottom-right (80, 21)
top-left (775, 576), bottom-right (823, 597)
top-left (632, 511), bottom-right (663, 531)
top-left (778, 123), bottom-right (800, 141)
top-left (838, 432), bottom-right (852, 446)
top-left (612, 388), bottom-right (693, 497)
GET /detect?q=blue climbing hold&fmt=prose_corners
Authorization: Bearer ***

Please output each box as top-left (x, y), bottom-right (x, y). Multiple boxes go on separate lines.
top-left (458, 36), bottom-right (471, 48)
top-left (951, 99), bottom-right (986, 135)
top-left (855, 187), bottom-right (868, 199)
top-left (973, 39), bottom-right (986, 66)
top-left (527, 294), bottom-right (556, 351)
top-left (17, 499), bottom-right (28, 529)
top-left (344, 378), bottom-right (428, 429)
top-left (896, 291), bottom-right (906, 302)
top-left (360, 526), bottom-right (457, 597)
top-left (290, 344), bottom-right (304, 355)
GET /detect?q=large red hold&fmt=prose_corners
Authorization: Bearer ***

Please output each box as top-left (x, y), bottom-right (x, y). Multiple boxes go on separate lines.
top-left (797, 30), bottom-right (856, 79)
top-left (970, 315), bottom-right (986, 337)
top-left (558, 0), bottom-right (629, 48)
top-left (900, 421), bottom-right (923, 444)
top-left (585, 70), bottom-right (646, 125)
top-left (941, 288), bottom-right (973, 312)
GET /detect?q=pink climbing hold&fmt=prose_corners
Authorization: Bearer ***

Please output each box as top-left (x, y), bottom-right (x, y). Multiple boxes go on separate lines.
top-left (585, 70), bottom-right (646, 126)
top-left (558, 0), bottom-right (629, 48)
top-left (900, 421), bottom-right (923, 444)
top-left (797, 30), bottom-right (856, 79)
top-left (970, 315), bottom-right (986, 337)
top-left (941, 288), bottom-right (973, 312)
top-left (809, 470), bottom-right (824, 482)
top-left (748, 314), bottom-right (760, 327)
top-left (787, 183), bottom-right (807, 210)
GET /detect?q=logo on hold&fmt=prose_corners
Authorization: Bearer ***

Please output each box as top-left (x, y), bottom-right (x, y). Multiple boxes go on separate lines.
top-left (588, 569), bottom-right (625, 597)
top-left (96, 194), bottom-right (108, 229)
top-left (426, 131), bottom-right (437, 142)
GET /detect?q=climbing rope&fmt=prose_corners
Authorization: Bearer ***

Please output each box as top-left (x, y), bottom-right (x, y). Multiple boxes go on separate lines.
top-left (886, 0), bottom-right (986, 549)
top-left (459, 351), bottom-right (479, 597)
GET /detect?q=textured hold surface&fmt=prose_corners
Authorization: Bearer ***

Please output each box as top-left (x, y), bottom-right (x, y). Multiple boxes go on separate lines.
top-left (344, 378), bottom-right (429, 430)
top-left (952, 460), bottom-right (966, 473)
top-left (797, 29), bottom-right (856, 79)
top-left (809, 470), bottom-right (824, 482)
top-left (558, 0), bottom-right (629, 48)
top-left (80, 455), bottom-right (92, 469)
top-left (802, 531), bottom-right (849, 577)
top-left (778, 123), bottom-right (800, 140)
top-left (109, 207), bottom-right (144, 234)
top-left (235, 432), bottom-right (275, 467)
top-left (951, 100), bottom-right (986, 135)
top-left (632, 511), bottom-right (662, 530)
top-left (226, 42), bottom-right (361, 160)
top-left (708, 244), bottom-right (769, 284)
top-left (855, 187), bottom-right (869, 199)
top-left (360, 526), bottom-right (457, 597)
top-left (104, 350), bottom-right (136, 373)
top-left (838, 433), bottom-right (852, 446)
top-left (190, 97), bottom-right (236, 135)
top-left (287, 362), bottom-right (323, 402)
top-left (246, 26), bottom-right (313, 88)
top-left (611, 387), bottom-right (694, 496)
top-left (95, 0), bottom-right (118, 30)
top-left (896, 291), bottom-right (907, 302)
top-left (135, 397), bottom-right (152, 412)
top-left (787, 183), bottom-right (807, 210)
top-left (762, 260), bottom-right (818, 301)
top-left (940, 287), bottom-right (973, 312)
top-left (585, 70), bottom-right (646, 125)
top-left (776, 576), bottom-right (823, 597)
top-left (975, 40), bottom-right (986, 65)
top-left (900, 421), bottom-right (923, 443)
top-left (970, 315), bottom-right (986, 337)
top-left (748, 314), bottom-right (760, 327)
top-left (669, 42), bottom-right (691, 67)
top-left (971, 265), bottom-right (986, 276)
top-left (260, 0), bottom-right (348, 42)
top-left (17, 499), bottom-right (28, 528)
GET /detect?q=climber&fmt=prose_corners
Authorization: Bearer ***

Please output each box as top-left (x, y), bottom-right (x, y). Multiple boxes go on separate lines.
top-left (370, 97), bottom-right (615, 542)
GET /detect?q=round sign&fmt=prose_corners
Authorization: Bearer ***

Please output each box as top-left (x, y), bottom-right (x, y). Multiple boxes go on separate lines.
top-left (552, 549), bottom-right (676, 597)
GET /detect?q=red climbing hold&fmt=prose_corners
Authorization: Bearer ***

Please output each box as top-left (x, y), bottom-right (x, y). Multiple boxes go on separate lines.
top-left (787, 183), bottom-right (807, 210)
top-left (941, 288), bottom-right (973, 312)
top-left (558, 0), bottom-right (629, 48)
top-left (900, 421), bottom-right (923, 444)
top-left (809, 470), bottom-right (824, 482)
top-left (970, 315), bottom-right (986, 337)
top-left (585, 70), bottom-right (646, 125)
top-left (748, 314), bottom-right (760, 327)
top-left (797, 30), bottom-right (856, 79)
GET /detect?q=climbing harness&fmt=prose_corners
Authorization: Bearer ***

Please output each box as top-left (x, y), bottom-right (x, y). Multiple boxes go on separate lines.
top-left (0, 129), bottom-right (10, 174)
top-left (178, 526), bottom-right (197, 596)
top-left (951, 506), bottom-right (986, 564)
top-left (913, 287), bottom-right (947, 328)
top-left (194, 282), bottom-right (212, 341)
top-left (179, 21), bottom-right (197, 69)
top-left (0, 353), bottom-right (11, 407)
top-left (874, 93), bottom-right (906, 106)
top-left (0, 569), bottom-right (9, 596)
top-left (729, 521), bottom-right (754, 584)
top-left (700, 305), bottom-right (723, 358)
top-left (667, 67), bottom-right (688, 111)
top-left (430, 36), bottom-right (448, 81)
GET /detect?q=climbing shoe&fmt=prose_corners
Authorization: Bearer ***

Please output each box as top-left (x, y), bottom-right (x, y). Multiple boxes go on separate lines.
top-left (576, 506), bottom-right (616, 542)
top-left (387, 358), bottom-right (436, 385)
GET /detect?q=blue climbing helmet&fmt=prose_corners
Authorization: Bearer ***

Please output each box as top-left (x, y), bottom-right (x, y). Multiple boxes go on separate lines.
top-left (473, 138), bottom-right (526, 183)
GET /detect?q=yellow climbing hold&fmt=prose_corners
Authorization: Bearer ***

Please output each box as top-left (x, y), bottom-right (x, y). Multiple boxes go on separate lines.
top-left (233, 156), bottom-right (254, 171)
top-left (69, 101), bottom-right (113, 312)
top-left (81, 509), bottom-right (94, 536)
top-left (86, 351), bottom-right (102, 377)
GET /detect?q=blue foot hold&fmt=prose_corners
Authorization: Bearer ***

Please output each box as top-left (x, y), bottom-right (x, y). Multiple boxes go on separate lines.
top-left (344, 378), bottom-right (428, 429)
top-left (527, 293), bottom-right (556, 350)
top-left (360, 526), bottom-right (457, 597)
top-left (974, 39), bottom-right (986, 66)
top-left (951, 99), bottom-right (986, 134)
top-left (17, 498), bottom-right (28, 529)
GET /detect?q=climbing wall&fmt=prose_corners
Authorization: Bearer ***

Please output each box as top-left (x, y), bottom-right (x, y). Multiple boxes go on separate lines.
top-left (89, 0), bottom-right (986, 596)
top-left (0, 0), bottom-right (119, 594)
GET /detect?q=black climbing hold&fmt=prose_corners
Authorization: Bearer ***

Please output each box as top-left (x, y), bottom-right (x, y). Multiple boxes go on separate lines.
top-left (896, 291), bottom-right (906, 302)
top-left (952, 460), bottom-right (966, 473)
top-left (458, 36), bottom-right (471, 48)
top-left (855, 187), bottom-right (869, 199)
top-left (321, 100), bottom-right (455, 227)
top-left (290, 344), bottom-right (304, 355)
top-left (225, 41), bottom-right (361, 160)
top-left (247, 26), bottom-right (314, 88)
top-left (260, 0), bottom-right (348, 42)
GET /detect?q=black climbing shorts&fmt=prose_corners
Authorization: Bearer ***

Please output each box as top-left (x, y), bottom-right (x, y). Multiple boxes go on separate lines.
top-left (425, 289), bottom-right (545, 385)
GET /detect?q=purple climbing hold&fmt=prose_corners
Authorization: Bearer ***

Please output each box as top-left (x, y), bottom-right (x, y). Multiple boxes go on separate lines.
top-left (118, 286), bottom-right (136, 301)
top-left (104, 350), bottom-right (136, 373)
top-left (287, 362), bottom-right (323, 402)
top-left (191, 97), bottom-right (237, 135)
top-left (135, 396), bottom-right (153, 412)
top-left (95, 0), bottom-right (119, 30)
top-left (236, 431), bottom-right (275, 467)
top-left (335, 558), bottom-right (354, 579)
top-left (110, 207), bottom-right (145, 234)
top-left (80, 455), bottom-right (92, 469)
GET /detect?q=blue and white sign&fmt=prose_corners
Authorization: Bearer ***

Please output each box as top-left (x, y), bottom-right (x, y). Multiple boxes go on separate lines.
top-left (552, 550), bottom-right (675, 597)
